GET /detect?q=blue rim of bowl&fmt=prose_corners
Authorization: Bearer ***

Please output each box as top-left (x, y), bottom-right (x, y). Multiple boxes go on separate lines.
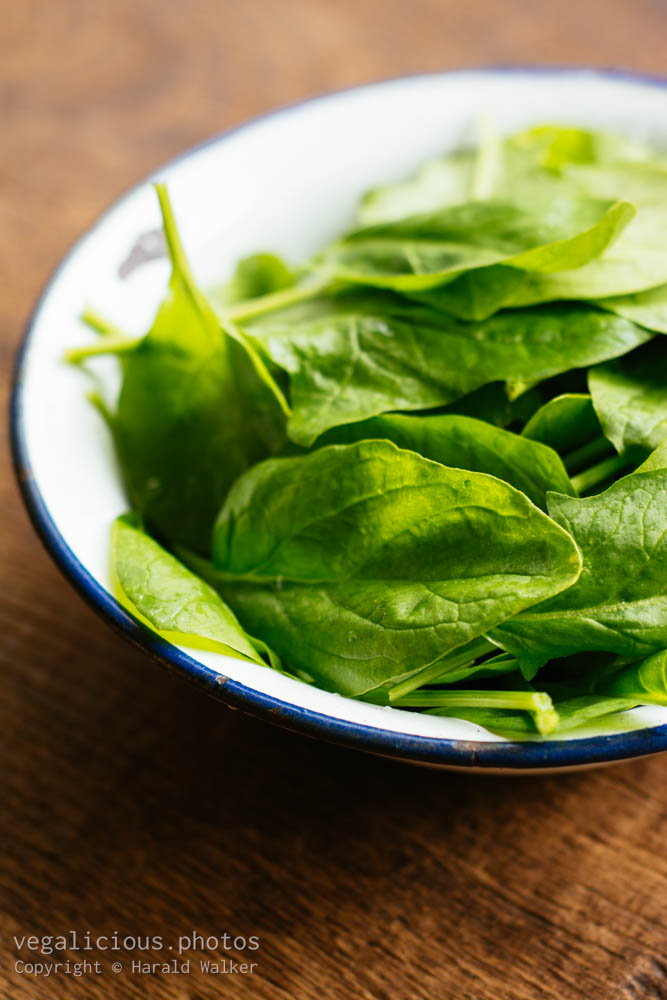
top-left (10, 65), bottom-right (667, 770)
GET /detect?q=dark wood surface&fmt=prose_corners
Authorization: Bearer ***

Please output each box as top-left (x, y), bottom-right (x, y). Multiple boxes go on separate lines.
top-left (2, 2), bottom-right (667, 997)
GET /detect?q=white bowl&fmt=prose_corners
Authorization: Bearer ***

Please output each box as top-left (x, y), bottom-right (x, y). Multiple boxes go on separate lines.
top-left (12, 67), bottom-right (667, 772)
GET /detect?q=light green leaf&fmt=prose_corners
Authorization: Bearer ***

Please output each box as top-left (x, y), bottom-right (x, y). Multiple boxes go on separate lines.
top-left (318, 198), bottom-right (634, 292)
top-left (112, 515), bottom-right (278, 667)
top-left (598, 282), bottom-right (667, 334)
top-left (359, 151), bottom-right (477, 225)
top-left (215, 252), bottom-right (295, 308)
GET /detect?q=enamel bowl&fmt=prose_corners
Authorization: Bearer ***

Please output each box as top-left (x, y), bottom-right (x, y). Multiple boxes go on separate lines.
top-left (12, 67), bottom-right (667, 772)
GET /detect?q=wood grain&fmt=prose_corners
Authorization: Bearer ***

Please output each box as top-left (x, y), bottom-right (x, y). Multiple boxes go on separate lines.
top-left (2, 1), bottom-right (667, 997)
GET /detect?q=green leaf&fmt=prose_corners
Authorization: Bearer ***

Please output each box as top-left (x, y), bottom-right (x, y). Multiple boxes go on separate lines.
top-left (114, 184), bottom-right (288, 553)
top-left (409, 265), bottom-right (528, 321)
top-left (439, 383), bottom-right (542, 428)
top-left (521, 393), bottom-right (601, 454)
top-left (216, 252), bottom-right (295, 307)
top-left (637, 439), bottom-right (667, 474)
top-left (318, 198), bottom-right (634, 292)
top-left (588, 339), bottom-right (667, 457)
top-left (112, 514), bottom-right (278, 667)
top-left (598, 282), bottom-right (667, 334)
top-left (254, 298), bottom-right (652, 445)
top-left (588, 649), bottom-right (667, 704)
top-left (204, 440), bottom-right (582, 696)
top-left (505, 200), bottom-right (667, 305)
top-left (490, 467), bottom-right (667, 677)
top-left (359, 150), bottom-right (477, 225)
top-left (318, 412), bottom-right (574, 509)
top-left (357, 124), bottom-right (653, 228)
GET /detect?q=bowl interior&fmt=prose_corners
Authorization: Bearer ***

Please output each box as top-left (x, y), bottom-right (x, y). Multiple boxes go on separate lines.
top-left (16, 68), bottom-right (667, 757)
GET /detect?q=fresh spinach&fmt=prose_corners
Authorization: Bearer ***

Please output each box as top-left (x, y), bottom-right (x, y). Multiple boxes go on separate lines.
top-left (112, 513), bottom-right (279, 668)
top-left (490, 466), bottom-right (667, 677)
top-left (67, 122), bottom-right (667, 741)
top-left (599, 282), bottom-right (667, 334)
top-left (522, 394), bottom-right (601, 454)
top-left (317, 198), bottom-right (633, 292)
top-left (204, 440), bottom-right (581, 695)
top-left (318, 412), bottom-right (574, 508)
top-left (588, 338), bottom-right (667, 457)
top-left (254, 299), bottom-right (651, 445)
top-left (113, 185), bottom-right (288, 552)
top-left (430, 695), bottom-right (640, 739)
top-left (215, 252), bottom-right (295, 307)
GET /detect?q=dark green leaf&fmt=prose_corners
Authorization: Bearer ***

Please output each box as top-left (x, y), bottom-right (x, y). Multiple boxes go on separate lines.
top-left (521, 393), bottom-right (601, 454)
top-left (588, 339), bottom-right (667, 457)
top-left (205, 440), bottom-right (581, 695)
top-left (114, 185), bottom-right (288, 552)
top-left (318, 412), bottom-right (574, 509)
top-left (588, 649), bottom-right (667, 704)
top-left (491, 467), bottom-right (667, 677)
top-left (254, 298), bottom-right (651, 445)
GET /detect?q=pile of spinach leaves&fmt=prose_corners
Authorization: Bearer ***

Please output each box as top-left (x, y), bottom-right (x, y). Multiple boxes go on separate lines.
top-left (68, 124), bottom-right (667, 740)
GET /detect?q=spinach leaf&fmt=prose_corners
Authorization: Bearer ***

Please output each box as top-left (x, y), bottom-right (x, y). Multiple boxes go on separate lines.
top-left (438, 383), bottom-right (542, 428)
top-left (587, 649), bottom-right (667, 704)
top-left (203, 440), bottom-right (581, 696)
top-left (215, 252), bottom-right (295, 307)
top-left (254, 299), bottom-right (651, 445)
top-left (521, 393), bottom-right (601, 454)
top-left (490, 467), bottom-right (667, 677)
top-left (359, 150), bottom-right (478, 225)
top-left (357, 124), bottom-right (653, 228)
top-left (318, 198), bottom-right (634, 292)
top-left (504, 200), bottom-right (667, 305)
top-left (318, 412), bottom-right (574, 509)
top-left (588, 339), bottom-right (667, 457)
top-left (112, 514), bottom-right (279, 667)
top-left (637, 439), bottom-right (667, 474)
top-left (114, 185), bottom-right (288, 553)
top-left (598, 282), bottom-right (667, 334)
top-left (506, 125), bottom-right (656, 171)
top-left (409, 265), bottom-right (528, 321)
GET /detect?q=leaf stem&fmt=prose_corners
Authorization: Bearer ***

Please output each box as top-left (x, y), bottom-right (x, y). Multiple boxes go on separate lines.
top-left (571, 454), bottom-right (631, 495)
top-left (388, 637), bottom-right (496, 702)
top-left (226, 276), bottom-right (331, 324)
top-left (433, 653), bottom-right (518, 685)
top-left (563, 434), bottom-right (614, 474)
top-left (81, 306), bottom-right (130, 339)
top-left (154, 183), bottom-right (201, 302)
top-left (393, 689), bottom-right (559, 735)
top-left (64, 335), bottom-right (142, 364)
top-left (470, 114), bottom-right (501, 199)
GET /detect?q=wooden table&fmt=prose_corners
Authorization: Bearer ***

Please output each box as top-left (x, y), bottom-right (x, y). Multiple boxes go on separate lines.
top-left (2, 2), bottom-right (667, 997)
